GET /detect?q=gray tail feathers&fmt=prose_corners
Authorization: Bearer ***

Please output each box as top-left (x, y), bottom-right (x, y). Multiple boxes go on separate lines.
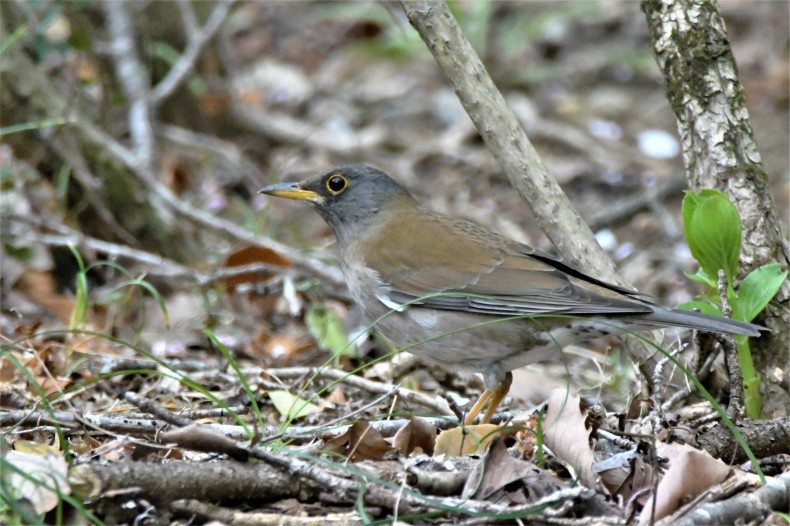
top-left (641, 308), bottom-right (767, 337)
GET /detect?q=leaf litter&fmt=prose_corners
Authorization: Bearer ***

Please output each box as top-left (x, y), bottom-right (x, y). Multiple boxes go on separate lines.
top-left (1, 1), bottom-right (788, 524)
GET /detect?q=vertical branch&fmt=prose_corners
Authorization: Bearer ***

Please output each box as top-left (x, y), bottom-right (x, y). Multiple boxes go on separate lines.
top-left (401, 1), bottom-right (665, 375)
top-left (642, 0), bottom-right (789, 414)
top-left (401, 1), bottom-right (622, 284)
top-left (103, 0), bottom-right (156, 172)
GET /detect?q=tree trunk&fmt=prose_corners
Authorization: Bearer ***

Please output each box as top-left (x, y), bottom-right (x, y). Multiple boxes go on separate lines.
top-left (642, 0), bottom-right (790, 417)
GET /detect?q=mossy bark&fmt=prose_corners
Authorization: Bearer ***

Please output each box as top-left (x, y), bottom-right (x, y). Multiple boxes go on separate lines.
top-left (642, 0), bottom-right (790, 417)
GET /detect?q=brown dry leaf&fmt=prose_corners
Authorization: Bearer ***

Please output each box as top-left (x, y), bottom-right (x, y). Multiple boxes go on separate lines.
top-left (392, 417), bottom-right (437, 457)
top-left (434, 424), bottom-right (500, 457)
top-left (4, 441), bottom-right (70, 514)
top-left (250, 325), bottom-right (314, 366)
top-left (0, 352), bottom-right (19, 382)
top-left (8, 318), bottom-right (43, 339)
top-left (462, 437), bottom-right (545, 502)
top-left (69, 433), bottom-right (103, 457)
top-left (162, 152), bottom-right (193, 196)
top-left (323, 386), bottom-right (347, 407)
top-left (22, 345), bottom-right (71, 397)
top-left (322, 421), bottom-right (394, 462)
top-left (543, 388), bottom-right (600, 490)
top-left (224, 245), bottom-right (291, 292)
top-left (514, 414), bottom-right (540, 456)
top-left (199, 89), bottom-right (229, 117)
top-left (595, 449), bottom-right (653, 503)
top-left (619, 455), bottom-right (653, 506)
top-left (15, 269), bottom-right (73, 322)
top-left (638, 442), bottom-right (732, 523)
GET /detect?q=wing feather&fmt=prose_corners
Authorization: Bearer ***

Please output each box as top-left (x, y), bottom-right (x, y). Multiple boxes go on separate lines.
top-left (363, 210), bottom-right (655, 317)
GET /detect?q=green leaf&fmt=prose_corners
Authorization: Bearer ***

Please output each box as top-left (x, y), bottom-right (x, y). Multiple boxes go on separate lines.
top-left (305, 303), bottom-right (357, 358)
top-left (734, 263), bottom-right (787, 322)
top-left (677, 300), bottom-right (723, 317)
top-left (268, 390), bottom-right (319, 420)
top-left (3, 243), bottom-right (35, 262)
top-left (681, 190), bottom-right (703, 238)
top-left (684, 269), bottom-right (717, 288)
top-left (682, 190), bottom-right (742, 283)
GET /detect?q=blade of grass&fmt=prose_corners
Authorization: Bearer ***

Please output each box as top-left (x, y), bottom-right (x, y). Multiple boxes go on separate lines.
top-left (204, 329), bottom-right (264, 432)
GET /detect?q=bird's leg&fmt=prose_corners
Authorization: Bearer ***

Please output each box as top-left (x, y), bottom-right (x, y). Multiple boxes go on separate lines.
top-left (464, 390), bottom-right (493, 425)
top-left (463, 371), bottom-right (513, 425)
top-left (482, 371), bottom-right (512, 423)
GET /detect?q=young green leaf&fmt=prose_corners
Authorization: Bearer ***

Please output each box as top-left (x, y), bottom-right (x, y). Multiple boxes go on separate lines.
top-left (684, 269), bottom-right (717, 289)
top-left (733, 263), bottom-right (787, 322)
top-left (268, 390), bottom-right (319, 420)
top-left (306, 303), bottom-right (357, 358)
top-left (683, 190), bottom-right (741, 283)
top-left (681, 190), bottom-right (703, 238)
top-left (677, 300), bottom-right (723, 317)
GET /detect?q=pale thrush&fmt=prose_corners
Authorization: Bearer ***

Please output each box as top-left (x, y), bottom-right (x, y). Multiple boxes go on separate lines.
top-left (261, 165), bottom-right (765, 423)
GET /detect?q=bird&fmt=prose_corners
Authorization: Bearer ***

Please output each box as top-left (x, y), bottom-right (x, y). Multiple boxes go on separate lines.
top-left (260, 165), bottom-right (766, 424)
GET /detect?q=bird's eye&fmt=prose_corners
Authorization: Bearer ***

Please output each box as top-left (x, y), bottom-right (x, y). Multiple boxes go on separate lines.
top-left (326, 174), bottom-right (348, 194)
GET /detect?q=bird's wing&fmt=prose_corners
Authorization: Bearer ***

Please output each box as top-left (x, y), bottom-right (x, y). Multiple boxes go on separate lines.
top-left (364, 211), bottom-right (655, 317)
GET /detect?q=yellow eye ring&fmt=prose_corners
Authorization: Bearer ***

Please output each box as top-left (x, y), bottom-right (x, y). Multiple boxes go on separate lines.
top-left (325, 174), bottom-right (348, 194)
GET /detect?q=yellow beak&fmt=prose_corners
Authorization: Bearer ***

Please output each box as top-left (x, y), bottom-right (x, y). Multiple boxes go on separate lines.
top-left (258, 182), bottom-right (323, 203)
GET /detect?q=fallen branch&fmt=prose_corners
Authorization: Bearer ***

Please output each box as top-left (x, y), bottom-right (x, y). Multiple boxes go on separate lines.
top-left (666, 472), bottom-right (790, 526)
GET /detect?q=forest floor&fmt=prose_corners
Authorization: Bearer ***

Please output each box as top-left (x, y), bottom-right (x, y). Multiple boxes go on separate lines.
top-left (2, 1), bottom-right (788, 524)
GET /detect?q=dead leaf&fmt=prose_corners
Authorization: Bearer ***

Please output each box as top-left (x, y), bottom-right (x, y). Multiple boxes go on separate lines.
top-left (638, 442), bottom-right (732, 523)
top-left (543, 388), bottom-right (601, 490)
top-left (322, 421), bottom-right (394, 462)
top-left (22, 345), bottom-right (71, 397)
top-left (434, 424), bottom-right (500, 457)
top-left (15, 269), bottom-right (73, 322)
top-left (595, 449), bottom-right (653, 503)
top-left (0, 353), bottom-right (18, 382)
top-left (462, 437), bottom-right (546, 501)
top-left (324, 386), bottom-right (347, 406)
top-left (4, 441), bottom-right (70, 514)
top-left (224, 245), bottom-right (290, 292)
top-left (514, 414), bottom-right (540, 457)
top-left (392, 417), bottom-right (437, 456)
top-left (251, 326), bottom-right (313, 366)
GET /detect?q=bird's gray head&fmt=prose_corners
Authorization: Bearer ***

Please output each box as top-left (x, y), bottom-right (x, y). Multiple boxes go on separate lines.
top-left (259, 165), bottom-right (416, 243)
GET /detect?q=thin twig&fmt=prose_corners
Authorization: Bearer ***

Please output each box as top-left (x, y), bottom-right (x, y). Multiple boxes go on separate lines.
top-left (263, 366), bottom-right (454, 416)
top-left (6, 214), bottom-right (315, 292)
top-left (588, 177), bottom-right (686, 231)
top-left (75, 117), bottom-right (345, 285)
top-left (717, 269), bottom-right (743, 420)
top-left (158, 124), bottom-right (265, 188)
top-left (0, 409), bottom-right (456, 443)
top-left (103, 0), bottom-right (156, 169)
top-left (151, 0), bottom-right (235, 105)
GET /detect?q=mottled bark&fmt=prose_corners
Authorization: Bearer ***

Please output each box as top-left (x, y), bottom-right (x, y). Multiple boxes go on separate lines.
top-left (642, 0), bottom-right (790, 417)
